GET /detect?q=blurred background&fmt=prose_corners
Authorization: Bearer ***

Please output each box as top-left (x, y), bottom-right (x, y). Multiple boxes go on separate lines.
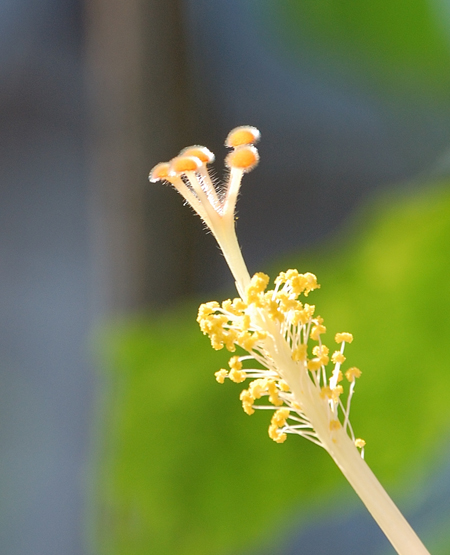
top-left (2, 0), bottom-right (450, 554)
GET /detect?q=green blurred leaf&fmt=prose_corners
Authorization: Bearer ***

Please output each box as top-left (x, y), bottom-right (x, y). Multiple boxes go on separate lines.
top-left (94, 309), bottom-right (340, 555)
top-left (267, 0), bottom-right (450, 96)
top-left (94, 180), bottom-right (450, 555)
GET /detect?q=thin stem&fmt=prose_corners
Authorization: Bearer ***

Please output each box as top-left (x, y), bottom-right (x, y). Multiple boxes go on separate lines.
top-left (328, 430), bottom-right (430, 555)
top-left (213, 217), bottom-right (251, 298)
top-left (197, 166), bottom-right (221, 210)
top-left (222, 167), bottom-right (243, 216)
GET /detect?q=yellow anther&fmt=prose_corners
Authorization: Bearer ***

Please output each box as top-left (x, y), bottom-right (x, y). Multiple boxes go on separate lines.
top-left (303, 272), bottom-right (320, 296)
top-left (276, 270), bottom-right (320, 297)
top-left (149, 162), bottom-right (170, 182)
top-left (329, 420), bottom-right (341, 431)
top-left (229, 368), bottom-right (246, 383)
top-left (320, 386), bottom-right (333, 399)
top-left (229, 357), bottom-right (246, 382)
top-left (229, 356), bottom-right (242, 370)
top-left (269, 390), bottom-right (283, 407)
top-left (279, 380), bottom-right (290, 392)
top-left (169, 155), bottom-right (203, 175)
top-left (238, 332), bottom-right (253, 350)
top-left (237, 330), bottom-right (263, 351)
top-left (304, 304), bottom-right (316, 319)
top-left (204, 317), bottom-right (239, 350)
top-left (211, 339), bottom-right (225, 351)
top-left (267, 380), bottom-right (277, 394)
top-left (239, 389), bottom-right (253, 402)
top-left (337, 371), bottom-right (343, 383)
top-left (239, 390), bottom-right (255, 415)
top-left (225, 145), bottom-right (259, 172)
top-left (332, 351), bottom-right (346, 364)
top-left (355, 438), bottom-right (366, 448)
top-left (268, 424), bottom-right (287, 443)
top-left (271, 408), bottom-right (290, 427)
top-left (313, 345), bottom-right (329, 365)
top-left (277, 407), bottom-right (290, 419)
top-left (287, 271), bottom-right (307, 294)
top-left (225, 125), bottom-right (260, 148)
top-left (345, 367), bottom-right (362, 382)
top-left (331, 385), bottom-right (343, 402)
top-left (248, 272), bottom-right (269, 293)
top-left (249, 379), bottom-right (267, 399)
top-left (179, 145), bottom-right (215, 164)
top-left (307, 358), bottom-right (322, 371)
top-left (294, 303), bottom-right (316, 325)
top-left (222, 298), bottom-right (245, 316)
top-left (265, 298), bottom-right (284, 322)
top-left (232, 298), bottom-right (247, 311)
top-left (313, 345), bottom-right (329, 357)
top-left (198, 311), bottom-right (231, 348)
top-left (291, 311), bottom-right (303, 325)
top-left (335, 332), bottom-right (353, 344)
top-left (221, 299), bottom-right (233, 312)
top-left (238, 314), bottom-right (251, 330)
top-left (215, 369), bottom-right (228, 383)
top-left (210, 338), bottom-right (222, 350)
top-left (310, 324), bottom-right (326, 341)
top-left (274, 272), bottom-right (287, 286)
top-left (246, 273), bottom-right (270, 306)
top-left (285, 269), bottom-right (299, 279)
top-left (276, 292), bottom-right (299, 313)
top-left (223, 332), bottom-right (238, 352)
top-left (292, 344), bottom-right (307, 361)
top-left (197, 301), bottom-right (220, 321)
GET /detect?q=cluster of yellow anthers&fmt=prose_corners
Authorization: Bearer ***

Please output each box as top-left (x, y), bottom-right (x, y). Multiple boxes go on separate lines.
top-left (197, 269), bottom-right (364, 450)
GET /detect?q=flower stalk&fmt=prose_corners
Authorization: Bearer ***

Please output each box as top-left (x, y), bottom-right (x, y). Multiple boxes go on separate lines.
top-left (149, 126), bottom-right (430, 554)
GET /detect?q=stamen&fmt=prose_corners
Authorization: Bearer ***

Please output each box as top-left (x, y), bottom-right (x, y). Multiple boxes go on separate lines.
top-left (335, 332), bottom-right (353, 344)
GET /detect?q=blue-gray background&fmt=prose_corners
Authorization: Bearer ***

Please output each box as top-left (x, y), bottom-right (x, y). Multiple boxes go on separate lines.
top-left (1, 0), bottom-right (450, 554)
